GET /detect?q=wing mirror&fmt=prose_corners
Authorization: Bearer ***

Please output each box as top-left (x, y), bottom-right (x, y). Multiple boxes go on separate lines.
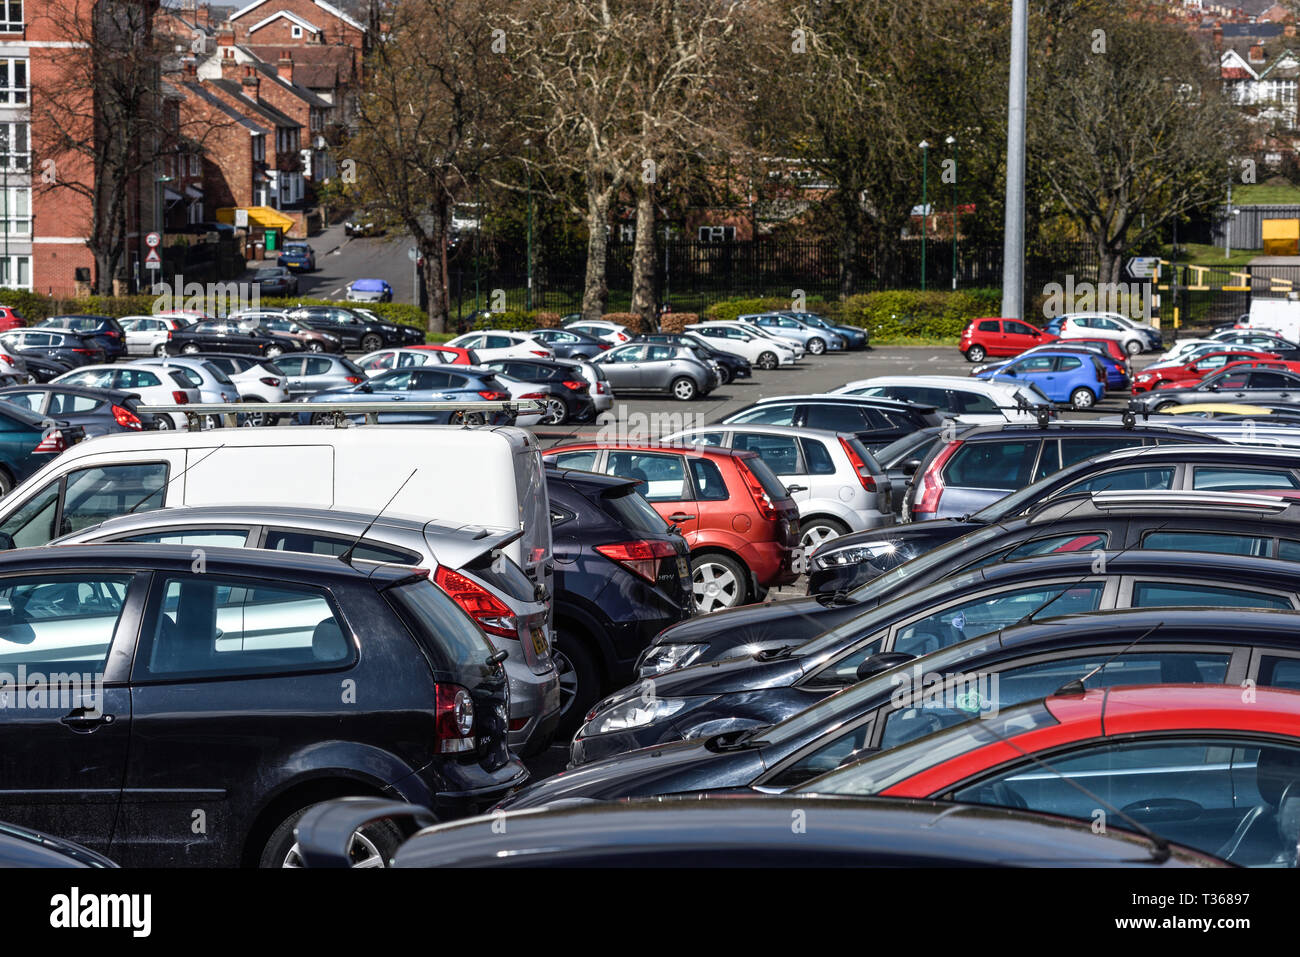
top-left (0, 531), bottom-right (14, 551)
top-left (900, 458), bottom-right (921, 476)
top-left (855, 651), bottom-right (915, 682)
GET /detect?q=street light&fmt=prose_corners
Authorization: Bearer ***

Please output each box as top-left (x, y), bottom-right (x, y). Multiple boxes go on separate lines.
top-left (946, 135), bottom-right (957, 291)
top-left (919, 140), bottom-right (930, 292)
top-left (524, 138), bottom-right (533, 311)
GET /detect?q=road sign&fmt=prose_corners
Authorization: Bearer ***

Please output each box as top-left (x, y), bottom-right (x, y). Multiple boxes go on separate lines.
top-left (145, 232), bottom-right (161, 249)
top-left (1126, 256), bottom-right (1160, 279)
top-left (234, 209), bottom-right (248, 228)
top-left (144, 246), bottom-right (161, 270)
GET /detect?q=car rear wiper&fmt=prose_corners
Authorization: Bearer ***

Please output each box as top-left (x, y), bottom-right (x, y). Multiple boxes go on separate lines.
top-left (815, 589), bottom-right (859, 607)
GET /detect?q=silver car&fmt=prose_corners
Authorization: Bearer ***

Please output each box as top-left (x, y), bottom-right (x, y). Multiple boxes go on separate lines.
top-left (591, 343), bottom-right (718, 401)
top-left (740, 313), bottom-right (845, 355)
top-left (664, 424), bottom-right (893, 548)
top-left (54, 506), bottom-right (563, 755)
top-left (131, 357), bottom-right (241, 404)
top-left (269, 353), bottom-right (368, 398)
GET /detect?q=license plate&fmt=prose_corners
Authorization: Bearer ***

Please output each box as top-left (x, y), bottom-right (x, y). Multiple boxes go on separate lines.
top-left (530, 627), bottom-right (548, 657)
top-left (677, 556), bottom-right (689, 580)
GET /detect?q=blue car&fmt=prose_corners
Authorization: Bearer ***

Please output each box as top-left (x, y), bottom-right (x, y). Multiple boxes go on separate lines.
top-left (783, 312), bottom-right (869, 350)
top-left (276, 243), bottom-right (316, 272)
top-left (976, 348), bottom-right (1107, 409)
top-left (296, 365), bottom-right (514, 424)
top-left (980, 345), bottom-right (1129, 393)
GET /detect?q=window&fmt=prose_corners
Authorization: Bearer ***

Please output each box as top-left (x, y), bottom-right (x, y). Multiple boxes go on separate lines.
top-left (0, 573), bottom-right (133, 672)
top-left (944, 440), bottom-right (1040, 490)
top-left (607, 451), bottom-right (688, 502)
top-left (1001, 532), bottom-right (1107, 561)
top-left (679, 431), bottom-right (725, 447)
top-left (1010, 356), bottom-right (1054, 374)
top-left (112, 369), bottom-right (162, 390)
top-left (45, 394), bottom-right (100, 416)
top-left (948, 391), bottom-right (1000, 415)
top-left (1141, 530), bottom-right (1271, 558)
top-left (1248, 371), bottom-right (1298, 389)
top-left (262, 529), bottom-right (418, 565)
top-left (60, 463), bottom-right (168, 536)
top-left (1055, 356), bottom-right (1083, 372)
top-left (687, 456), bottom-right (729, 501)
top-left (0, 0), bottom-right (22, 32)
top-left (551, 450), bottom-right (598, 471)
top-left (0, 121), bottom-right (27, 170)
top-left (977, 320), bottom-right (999, 332)
top-left (0, 58), bottom-right (27, 105)
top-left (1257, 656), bottom-right (1300, 691)
top-left (1131, 581), bottom-right (1293, 609)
top-left (122, 529), bottom-right (248, 547)
top-left (804, 404), bottom-right (868, 431)
top-left (1004, 321), bottom-right (1036, 336)
top-left (732, 433), bottom-right (801, 475)
top-left (0, 254), bottom-right (30, 290)
top-left (1058, 436), bottom-right (1142, 469)
top-left (1191, 466), bottom-right (1300, 491)
top-left (141, 576), bottom-right (350, 678)
top-left (252, 134), bottom-right (265, 163)
top-left (802, 438), bottom-right (837, 475)
top-left (0, 390), bottom-right (40, 413)
top-left (291, 24), bottom-right (303, 38)
top-left (1058, 466), bottom-right (1175, 495)
top-left (729, 404), bottom-right (795, 426)
top-left (698, 226), bottom-right (735, 242)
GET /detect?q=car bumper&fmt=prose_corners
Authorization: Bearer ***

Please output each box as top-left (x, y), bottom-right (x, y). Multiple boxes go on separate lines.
top-left (504, 656), bottom-right (562, 757)
top-left (740, 539), bottom-right (800, 587)
top-left (569, 723), bottom-right (684, 767)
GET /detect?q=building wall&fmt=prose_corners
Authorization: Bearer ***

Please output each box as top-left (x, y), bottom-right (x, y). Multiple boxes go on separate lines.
top-left (232, 0), bottom-right (364, 50)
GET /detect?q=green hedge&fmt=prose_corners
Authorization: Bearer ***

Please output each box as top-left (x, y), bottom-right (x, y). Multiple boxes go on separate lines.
top-left (834, 289), bottom-right (1002, 341)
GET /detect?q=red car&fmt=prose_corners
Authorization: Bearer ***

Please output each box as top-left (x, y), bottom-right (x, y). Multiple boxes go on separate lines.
top-left (1135, 349), bottom-right (1283, 393)
top-left (541, 442), bottom-right (801, 613)
top-left (407, 344), bottom-right (480, 365)
top-left (959, 318), bottom-right (1056, 363)
top-left (802, 684), bottom-right (1300, 867)
top-left (0, 306), bottom-right (23, 332)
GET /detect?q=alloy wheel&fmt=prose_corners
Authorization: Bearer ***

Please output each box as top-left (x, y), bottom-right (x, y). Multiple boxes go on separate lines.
top-left (800, 523), bottom-right (842, 551)
top-left (692, 561), bottom-right (742, 613)
top-left (281, 830), bottom-right (385, 869)
top-left (539, 397), bottom-right (567, 425)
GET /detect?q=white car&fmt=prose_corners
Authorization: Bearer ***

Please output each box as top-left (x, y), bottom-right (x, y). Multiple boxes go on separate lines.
top-left (131, 357), bottom-right (241, 405)
top-left (563, 320), bottom-right (632, 345)
top-left (663, 424), bottom-right (894, 547)
top-left (1057, 312), bottom-right (1162, 355)
top-left (0, 339), bottom-right (27, 378)
top-left (685, 322), bottom-right (797, 370)
top-left (1153, 338), bottom-right (1216, 365)
top-left (118, 315), bottom-right (190, 357)
top-left (193, 355), bottom-right (290, 426)
top-left (52, 364), bottom-right (201, 429)
top-left (833, 375), bottom-right (1044, 424)
top-left (445, 331), bottom-right (554, 362)
top-left (354, 347), bottom-right (452, 377)
top-left (735, 320), bottom-right (806, 359)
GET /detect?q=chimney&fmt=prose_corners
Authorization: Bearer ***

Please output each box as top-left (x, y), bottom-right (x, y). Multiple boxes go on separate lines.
top-left (1250, 44), bottom-right (1266, 63)
top-left (277, 50), bottom-right (293, 84)
top-left (220, 48), bottom-right (240, 79)
top-left (216, 24), bottom-right (234, 47)
top-left (1213, 24), bottom-right (1223, 50)
top-left (241, 64), bottom-right (260, 99)
top-left (185, 60), bottom-right (197, 78)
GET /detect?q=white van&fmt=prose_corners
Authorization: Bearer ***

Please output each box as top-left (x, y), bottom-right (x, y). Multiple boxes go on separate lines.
top-left (0, 424), bottom-right (553, 589)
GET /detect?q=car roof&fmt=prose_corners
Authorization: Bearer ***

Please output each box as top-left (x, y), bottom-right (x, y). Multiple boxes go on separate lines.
top-left (955, 421), bottom-right (1207, 440)
top-left (998, 605), bottom-right (1300, 652)
top-left (1090, 441), bottom-right (1300, 464)
top-left (845, 375), bottom-right (1021, 393)
top-left (1026, 488), bottom-right (1300, 522)
top-left (0, 383), bottom-right (136, 402)
top-left (748, 393), bottom-right (930, 412)
top-left (669, 423), bottom-right (862, 443)
top-left (545, 441), bottom-right (753, 459)
top-left (969, 547), bottom-right (1300, 589)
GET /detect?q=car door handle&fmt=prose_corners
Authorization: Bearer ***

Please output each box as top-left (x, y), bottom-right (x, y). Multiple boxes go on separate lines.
top-left (667, 512), bottom-right (695, 522)
top-left (60, 707), bottom-right (115, 732)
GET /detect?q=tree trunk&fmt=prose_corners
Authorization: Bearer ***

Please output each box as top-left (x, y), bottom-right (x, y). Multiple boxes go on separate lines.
top-left (629, 186), bottom-right (657, 330)
top-left (836, 188), bottom-right (862, 299)
top-left (581, 184), bottom-right (611, 322)
top-left (421, 199), bottom-right (450, 334)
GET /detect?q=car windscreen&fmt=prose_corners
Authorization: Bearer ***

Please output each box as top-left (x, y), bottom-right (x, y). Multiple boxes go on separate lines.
top-left (199, 363), bottom-right (235, 386)
top-left (169, 368), bottom-right (202, 388)
top-left (384, 578), bottom-right (497, 673)
top-left (341, 358), bottom-right (367, 376)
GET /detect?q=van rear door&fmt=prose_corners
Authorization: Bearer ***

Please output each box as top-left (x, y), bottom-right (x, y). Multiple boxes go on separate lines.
top-left (512, 443), bottom-right (552, 594)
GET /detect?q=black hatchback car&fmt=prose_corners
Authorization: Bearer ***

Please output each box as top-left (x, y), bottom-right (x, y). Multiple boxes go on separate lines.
top-left (477, 358), bottom-right (597, 425)
top-left (287, 305), bottom-right (424, 352)
top-left (0, 328), bottom-right (105, 368)
top-left (37, 315), bottom-right (127, 362)
top-left (546, 467), bottom-right (692, 736)
top-left (166, 319), bottom-right (303, 358)
top-left (0, 543), bottom-right (526, 867)
top-left (0, 384), bottom-right (152, 436)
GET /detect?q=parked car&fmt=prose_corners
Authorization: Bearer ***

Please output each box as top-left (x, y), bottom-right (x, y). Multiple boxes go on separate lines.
top-left (976, 342), bottom-right (1130, 393)
top-left (0, 338), bottom-right (28, 378)
top-left (188, 354), bottom-right (290, 425)
top-left (563, 319), bottom-right (633, 344)
top-left (0, 384), bottom-right (149, 438)
top-left (250, 267), bottom-right (298, 297)
top-left (0, 542), bottom-right (524, 865)
top-left (590, 342), bottom-right (718, 401)
top-left (270, 354), bottom-right (369, 398)
top-left (406, 344), bottom-right (481, 365)
top-left (975, 348), bottom-right (1108, 409)
top-left (959, 317), bottom-right (1057, 362)
top-left (528, 327), bottom-right (611, 359)
top-left (0, 402), bottom-right (84, 495)
top-left (686, 321), bottom-right (798, 369)
top-left (1209, 328), bottom-right (1300, 352)
top-left (287, 305), bottom-right (425, 351)
top-left (346, 278), bottom-right (393, 303)
top-left (18, 354), bottom-right (71, 383)
top-left (543, 442), bottom-right (800, 612)
top-left (664, 425), bottom-right (893, 547)
top-left (833, 375), bottom-right (1047, 424)
top-left (294, 793), bottom-right (1220, 868)
top-left (783, 311), bottom-right (869, 349)
top-left (870, 426), bottom-right (954, 519)
top-left (444, 331), bottom-right (554, 362)
top-left (1134, 366), bottom-right (1300, 413)
top-left (545, 467), bottom-right (692, 735)
top-left (297, 366), bottom-right (518, 426)
top-left (166, 319), bottom-right (303, 358)
top-left (552, 356), bottom-right (613, 415)
top-left (1057, 311), bottom-right (1162, 355)
top-left (636, 333), bottom-right (752, 385)
top-left (118, 315), bottom-right (191, 357)
top-left (1132, 350), bottom-right (1283, 394)
top-left (57, 506), bottom-right (561, 757)
top-left (797, 683), bottom-right (1300, 868)
top-left (355, 347), bottom-right (469, 376)
top-left (740, 312), bottom-right (845, 354)
top-left (37, 315), bottom-right (126, 361)
top-left (242, 311), bottom-right (342, 353)
top-left (132, 356), bottom-right (241, 406)
top-left (476, 358), bottom-right (597, 425)
top-left (51, 363), bottom-right (201, 429)
top-left (276, 242), bottom-right (316, 272)
top-left (0, 328), bottom-right (105, 368)
top-left (722, 394), bottom-right (944, 452)
top-left (0, 305), bottom-right (25, 332)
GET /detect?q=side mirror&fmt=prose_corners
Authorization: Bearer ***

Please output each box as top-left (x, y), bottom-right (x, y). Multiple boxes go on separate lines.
top-left (855, 651), bottom-right (915, 682)
top-left (900, 458), bottom-right (921, 476)
top-left (1003, 368), bottom-right (1017, 376)
top-left (0, 531), bottom-right (13, 551)
top-left (1207, 383), bottom-right (1218, 392)
top-left (357, 383), bottom-right (372, 393)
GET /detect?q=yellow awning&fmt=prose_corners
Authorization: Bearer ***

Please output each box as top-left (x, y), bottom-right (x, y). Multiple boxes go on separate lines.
top-left (215, 206), bottom-right (295, 231)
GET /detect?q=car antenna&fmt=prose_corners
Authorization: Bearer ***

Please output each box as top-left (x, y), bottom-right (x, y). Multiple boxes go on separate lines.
top-left (339, 468), bottom-right (418, 567)
top-left (1054, 622), bottom-right (1163, 696)
top-left (125, 442), bottom-right (229, 514)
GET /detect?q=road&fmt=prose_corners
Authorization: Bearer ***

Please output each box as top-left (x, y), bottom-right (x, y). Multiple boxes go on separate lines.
top-left (249, 223), bottom-right (420, 302)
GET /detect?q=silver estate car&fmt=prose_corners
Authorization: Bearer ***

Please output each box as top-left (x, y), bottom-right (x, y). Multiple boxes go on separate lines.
top-left (56, 506), bottom-right (563, 756)
top-left (269, 353), bottom-right (369, 398)
top-left (591, 342), bottom-right (719, 401)
top-left (739, 313), bottom-right (846, 355)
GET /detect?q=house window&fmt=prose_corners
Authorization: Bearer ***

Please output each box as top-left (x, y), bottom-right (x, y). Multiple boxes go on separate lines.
top-left (252, 134), bottom-right (265, 162)
top-left (0, 0), bottom-right (21, 32)
top-left (698, 225), bottom-right (735, 242)
top-left (189, 153), bottom-right (200, 177)
top-left (0, 187), bottom-right (30, 236)
top-left (0, 255), bottom-right (31, 290)
top-left (0, 58), bottom-right (26, 105)
top-left (0, 121), bottom-right (27, 171)
top-left (291, 24), bottom-right (303, 38)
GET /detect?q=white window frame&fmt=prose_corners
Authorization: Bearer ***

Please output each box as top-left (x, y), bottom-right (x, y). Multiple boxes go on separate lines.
top-left (0, 254), bottom-right (31, 290)
top-left (0, 58), bottom-right (26, 105)
top-left (0, 0), bottom-right (21, 33)
top-left (0, 186), bottom-right (30, 236)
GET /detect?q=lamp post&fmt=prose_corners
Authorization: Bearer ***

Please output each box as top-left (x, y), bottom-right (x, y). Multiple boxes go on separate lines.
top-left (919, 140), bottom-right (930, 292)
top-left (1001, 0), bottom-right (1028, 319)
top-left (524, 138), bottom-right (534, 311)
top-left (946, 135), bottom-right (957, 290)
top-left (1, 129), bottom-right (9, 288)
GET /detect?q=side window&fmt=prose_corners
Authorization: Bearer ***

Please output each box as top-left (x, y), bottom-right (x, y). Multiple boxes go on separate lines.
top-left (1003, 532), bottom-right (1107, 560)
top-left (371, 371), bottom-right (412, 391)
top-left (801, 438), bottom-right (837, 475)
top-left (1058, 437), bottom-right (1142, 469)
top-left (273, 357), bottom-right (304, 376)
top-left (949, 391), bottom-right (999, 415)
top-left (678, 431), bottom-right (726, 447)
top-left (59, 463), bottom-right (169, 536)
top-left (977, 320), bottom-right (999, 332)
top-left (1141, 530), bottom-right (1271, 557)
top-left (731, 433), bottom-right (802, 475)
top-left (1256, 656), bottom-right (1300, 691)
top-left (550, 451), bottom-right (598, 471)
top-left (141, 576), bottom-right (351, 678)
top-left (410, 370), bottom-right (454, 390)
top-left (606, 452), bottom-right (688, 502)
top-left (47, 394), bottom-right (100, 415)
top-left (688, 457), bottom-right (730, 501)
top-left (1249, 371), bottom-right (1295, 389)
top-left (262, 529), bottom-right (418, 564)
top-left (303, 357), bottom-right (333, 376)
top-left (0, 391), bottom-right (43, 413)
top-left (0, 573), bottom-right (134, 670)
top-left (1191, 467), bottom-right (1300, 491)
top-left (1131, 580), bottom-right (1293, 610)
top-left (646, 345), bottom-right (675, 361)
top-left (121, 529), bottom-right (249, 547)
top-left (804, 404), bottom-right (869, 431)
top-left (1055, 356), bottom-right (1083, 372)
top-left (0, 480), bottom-right (59, 547)
top-left (1058, 466), bottom-right (1175, 494)
top-left (943, 440), bottom-right (1039, 490)
top-left (729, 404), bottom-right (795, 426)
top-left (1032, 440), bottom-right (1060, 481)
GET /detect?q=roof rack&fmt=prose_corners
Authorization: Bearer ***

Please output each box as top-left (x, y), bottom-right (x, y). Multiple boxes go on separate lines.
top-left (137, 399), bottom-right (541, 431)
top-left (1089, 489), bottom-right (1292, 512)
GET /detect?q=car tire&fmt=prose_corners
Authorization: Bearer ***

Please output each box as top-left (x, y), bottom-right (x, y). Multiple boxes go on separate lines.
top-left (1070, 387), bottom-right (1097, 409)
top-left (0, 467), bottom-right (13, 499)
top-left (451, 410), bottom-right (486, 426)
top-left (260, 802), bottom-right (404, 869)
top-left (800, 516), bottom-right (849, 551)
top-left (154, 415), bottom-right (174, 431)
top-left (964, 345), bottom-right (986, 363)
top-left (538, 397), bottom-right (568, 425)
top-left (1124, 339), bottom-right (1143, 356)
top-left (181, 343), bottom-right (200, 355)
top-left (807, 337), bottom-right (826, 355)
top-left (153, 343), bottom-right (168, 357)
top-left (715, 365), bottom-right (732, 386)
top-left (361, 334), bottom-right (383, 352)
top-left (671, 376), bottom-right (697, 401)
top-left (552, 635), bottom-right (602, 740)
top-left (308, 341), bottom-right (323, 353)
top-left (757, 351), bottom-right (778, 371)
top-left (690, 552), bottom-right (749, 613)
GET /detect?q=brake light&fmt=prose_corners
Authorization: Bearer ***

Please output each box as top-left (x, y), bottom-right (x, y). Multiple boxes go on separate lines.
top-left (562, 380), bottom-right (587, 392)
top-left (72, 349), bottom-right (94, 355)
top-left (111, 405), bottom-right (143, 430)
top-left (597, 342), bottom-right (611, 351)
top-left (616, 333), bottom-right (628, 342)
top-left (0, 354), bottom-right (12, 366)
top-left (259, 377), bottom-right (281, 387)
top-left (519, 392), bottom-right (546, 399)
top-left (596, 381), bottom-right (609, 394)
top-left (914, 440), bottom-right (961, 517)
top-left (34, 430), bottom-right (65, 453)
top-left (530, 350), bottom-right (549, 357)
top-left (595, 539), bottom-right (676, 583)
top-left (345, 375), bottom-right (365, 384)
top-left (838, 437), bottom-right (877, 492)
top-left (433, 565), bottom-right (516, 639)
top-left (478, 390), bottom-right (510, 401)
top-left (171, 391), bottom-right (189, 404)
top-left (433, 683), bottom-right (476, 753)
top-left (735, 457), bottom-right (780, 522)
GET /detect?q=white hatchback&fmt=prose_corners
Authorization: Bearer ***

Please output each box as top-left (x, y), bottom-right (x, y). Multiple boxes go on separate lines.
top-left (563, 320), bottom-right (632, 345)
top-left (1058, 312), bottom-right (1161, 355)
top-left (118, 315), bottom-right (190, 357)
top-left (445, 332), bottom-right (554, 362)
top-left (833, 375), bottom-right (1043, 424)
top-left (685, 322), bottom-right (798, 369)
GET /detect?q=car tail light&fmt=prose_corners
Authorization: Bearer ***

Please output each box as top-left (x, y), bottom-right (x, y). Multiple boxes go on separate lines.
top-left (34, 430), bottom-right (65, 453)
top-left (0, 354), bottom-right (12, 366)
top-left (434, 683), bottom-right (476, 753)
top-left (433, 565), bottom-right (516, 639)
top-left (345, 375), bottom-right (365, 384)
top-left (72, 348), bottom-right (94, 355)
top-left (111, 405), bottom-right (143, 430)
top-left (530, 350), bottom-right (549, 357)
top-left (735, 458), bottom-right (780, 522)
top-left (259, 377), bottom-right (281, 387)
top-left (616, 332), bottom-right (628, 342)
top-left (914, 440), bottom-right (961, 517)
top-left (596, 381), bottom-right (609, 394)
top-left (838, 438), bottom-right (878, 492)
top-left (478, 390), bottom-right (510, 401)
top-left (167, 330), bottom-right (173, 340)
top-left (171, 391), bottom-right (189, 404)
top-left (562, 380), bottom-right (587, 392)
top-left (106, 330), bottom-right (121, 338)
top-left (595, 539), bottom-right (676, 583)
top-left (508, 716), bottom-right (530, 732)
top-left (598, 342), bottom-right (611, 351)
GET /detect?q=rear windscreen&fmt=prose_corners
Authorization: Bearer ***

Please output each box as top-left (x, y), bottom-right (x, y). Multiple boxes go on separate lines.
top-left (600, 487), bottom-right (669, 535)
top-left (742, 454), bottom-right (791, 501)
top-left (386, 579), bottom-right (497, 671)
top-left (465, 551), bottom-right (535, 603)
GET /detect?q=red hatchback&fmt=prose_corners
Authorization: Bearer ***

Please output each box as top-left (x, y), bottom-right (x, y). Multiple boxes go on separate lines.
top-left (1133, 349), bottom-right (1281, 393)
top-left (407, 344), bottom-right (480, 365)
top-left (541, 442), bottom-right (801, 613)
top-left (960, 317), bottom-right (1056, 363)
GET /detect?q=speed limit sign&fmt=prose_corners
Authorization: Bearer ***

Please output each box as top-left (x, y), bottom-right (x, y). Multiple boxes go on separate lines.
top-left (145, 232), bottom-right (161, 248)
